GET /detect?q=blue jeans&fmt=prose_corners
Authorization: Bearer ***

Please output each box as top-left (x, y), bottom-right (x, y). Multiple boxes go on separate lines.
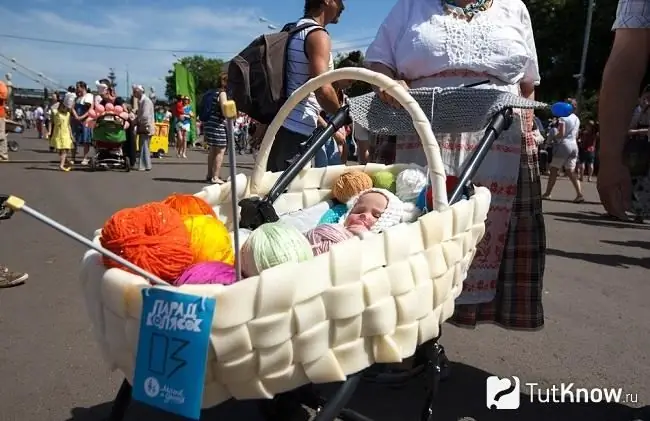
top-left (139, 134), bottom-right (152, 170)
top-left (314, 138), bottom-right (341, 168)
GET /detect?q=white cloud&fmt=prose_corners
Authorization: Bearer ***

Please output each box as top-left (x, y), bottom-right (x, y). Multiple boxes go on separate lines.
top-left (0, 4), bottom-right (377, 99)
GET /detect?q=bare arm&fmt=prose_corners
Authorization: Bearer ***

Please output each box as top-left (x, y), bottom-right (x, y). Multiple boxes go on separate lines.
top-left (557, 120), bottom-right (566, 138)
top-left (305, 31), bottom-right (340, 115)
top-left (599, 28), bottom-right (650, 158)
top-left (520, 82), bottom-right (535, 100)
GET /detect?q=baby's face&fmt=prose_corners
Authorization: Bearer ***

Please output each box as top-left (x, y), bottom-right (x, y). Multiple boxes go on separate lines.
top-left (344, 192), bottom-right (388, 235)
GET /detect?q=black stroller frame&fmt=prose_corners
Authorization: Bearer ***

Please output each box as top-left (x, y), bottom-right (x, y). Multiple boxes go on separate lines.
top-left (104, 103), bottom-right (514, 421)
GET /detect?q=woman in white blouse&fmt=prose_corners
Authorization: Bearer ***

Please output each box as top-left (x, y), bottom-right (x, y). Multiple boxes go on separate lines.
top-left (365, 0), bottom-right (545, 330)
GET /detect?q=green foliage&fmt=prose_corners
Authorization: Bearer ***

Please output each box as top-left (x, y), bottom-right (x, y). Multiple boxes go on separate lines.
top-left (165, 55), bottom-right (226, 99)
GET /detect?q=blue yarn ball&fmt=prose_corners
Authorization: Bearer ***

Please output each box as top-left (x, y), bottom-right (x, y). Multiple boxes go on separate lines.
top-left (319, 203), bottom-right (348, 224)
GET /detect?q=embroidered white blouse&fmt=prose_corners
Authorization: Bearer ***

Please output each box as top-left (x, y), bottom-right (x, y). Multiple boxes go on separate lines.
top-left (364, 0), bottom-right (540, 92)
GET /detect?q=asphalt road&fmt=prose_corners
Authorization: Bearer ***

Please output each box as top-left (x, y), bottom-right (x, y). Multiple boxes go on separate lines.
top-left (0, 131), bottom-right (648, 421)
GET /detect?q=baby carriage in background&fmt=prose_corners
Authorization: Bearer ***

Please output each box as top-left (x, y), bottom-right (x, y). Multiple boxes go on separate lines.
top-left (89, 113), bottom-right (130, 172)
top-left (0, 68), bottom-right (547, 421)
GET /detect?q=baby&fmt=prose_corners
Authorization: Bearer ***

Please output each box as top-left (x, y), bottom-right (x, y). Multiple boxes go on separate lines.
top-left (341, 188), bottom-right (420, 236)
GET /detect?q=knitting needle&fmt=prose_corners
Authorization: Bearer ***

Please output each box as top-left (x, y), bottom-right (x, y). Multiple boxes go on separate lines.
top-left (1, 195), bottom-right (169, 286)
top-left (221, 99), bottom-right (242, 283)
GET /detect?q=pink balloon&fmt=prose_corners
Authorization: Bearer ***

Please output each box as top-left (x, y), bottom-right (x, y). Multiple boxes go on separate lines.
top-left (119, 112), bottom-right (129, 120)
top-left (105, 103), bottom-right (115, 112)
top-left (114, 105), bottom-right (123, 114)
top-left (88, 109), bottom-right (97, 119)
top-left (95, 104), bottom-right (105, 114)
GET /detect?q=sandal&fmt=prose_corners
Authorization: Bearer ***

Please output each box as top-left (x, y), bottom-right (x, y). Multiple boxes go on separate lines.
top-left (211, 177), bottom-right (225, 185)
top-left (573, 195), bottom-right (585, 203)
top-left (542, 193), bottom-right (552, 200)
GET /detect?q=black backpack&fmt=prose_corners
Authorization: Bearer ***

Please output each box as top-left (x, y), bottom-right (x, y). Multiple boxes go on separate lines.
top-left (227, 22), bottom-right (320, 125)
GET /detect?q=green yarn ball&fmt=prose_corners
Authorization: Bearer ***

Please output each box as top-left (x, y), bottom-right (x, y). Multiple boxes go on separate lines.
top-left (371, 170), bottom-right (396, 193)
top-left (240, 222), bottom-right (314, 277)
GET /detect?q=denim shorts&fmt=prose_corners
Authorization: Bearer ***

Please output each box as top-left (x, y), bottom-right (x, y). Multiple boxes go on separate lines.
top-left (74, 125), bottom-right (93, 145)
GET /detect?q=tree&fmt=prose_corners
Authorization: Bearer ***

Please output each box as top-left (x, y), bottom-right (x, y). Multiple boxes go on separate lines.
top-left (107, 68), bottom-right (117, 88)
top-left (165, 55), bottom-right (226, 100)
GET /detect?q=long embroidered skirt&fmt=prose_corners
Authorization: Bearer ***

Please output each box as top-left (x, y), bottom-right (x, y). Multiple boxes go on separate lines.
top-left (396, 108), bottom-right (546, 329)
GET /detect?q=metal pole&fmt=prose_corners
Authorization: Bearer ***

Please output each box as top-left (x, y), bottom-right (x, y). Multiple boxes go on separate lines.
top-left (576, 0), bottom-right (595, 111)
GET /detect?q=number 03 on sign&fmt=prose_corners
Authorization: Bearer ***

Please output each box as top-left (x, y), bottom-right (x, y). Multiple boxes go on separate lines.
top-left (132, 288), bottom-right (216, 419)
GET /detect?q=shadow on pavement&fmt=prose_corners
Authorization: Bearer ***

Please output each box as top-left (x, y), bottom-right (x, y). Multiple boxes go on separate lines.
top-left (65, 363), bottom-right (640, 421)
top-left (545, 211), bottom-right (649, 230)
top-left (546, 248), bottom-right (650, 270)
top-left (153, 177), bottom-right (209, 184)
top-left (601, 240), bottom-right (650, 251)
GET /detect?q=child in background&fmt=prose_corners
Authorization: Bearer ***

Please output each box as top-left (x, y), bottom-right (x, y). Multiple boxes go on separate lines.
top-left (49, 94), bottom-right (75, 171)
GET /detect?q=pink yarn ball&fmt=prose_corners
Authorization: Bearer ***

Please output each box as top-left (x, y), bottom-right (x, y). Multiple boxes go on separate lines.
top-left (88, 109), bottom-right (97, 119)
top-left (175, 261), bottom-right (238, 286)
top-left (305, 224), bottom-right (354, 255)
top-left (114, 105), bottom-right (124, 114)
top-left (95, 104), bottom-right (105, 114)
top-left (105, 103), bottom-right (115, 112)
top-left (119, 112), bottom-right (129, 120)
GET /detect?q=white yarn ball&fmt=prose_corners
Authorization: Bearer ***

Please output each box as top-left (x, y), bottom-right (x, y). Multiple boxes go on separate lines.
top-left (395, 167), bottom-right (428, 202)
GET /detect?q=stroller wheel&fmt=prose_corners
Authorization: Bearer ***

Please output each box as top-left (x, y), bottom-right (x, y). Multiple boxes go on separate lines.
top-left (8, 140), bottom-right (19, 152)
top-left (89, 158), bottom-right (97, 172)
top-left (124, 157), bottom-right (131, 172)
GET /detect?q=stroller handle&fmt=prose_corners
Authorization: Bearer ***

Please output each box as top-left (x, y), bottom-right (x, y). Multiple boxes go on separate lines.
top-left (250, 67), bottom-right (451, 212)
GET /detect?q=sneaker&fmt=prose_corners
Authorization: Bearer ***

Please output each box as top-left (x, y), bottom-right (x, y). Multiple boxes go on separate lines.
top-left (0, 266), bottom-right (28, 288)
top-left (81, 158), bottom-right (89, 166)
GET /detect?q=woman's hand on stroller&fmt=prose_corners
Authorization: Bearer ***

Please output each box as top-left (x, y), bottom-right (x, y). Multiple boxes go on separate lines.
top-left (377, 79), bottom-right (409, 109)
top-left (0, 195), bottom-right (14, 221)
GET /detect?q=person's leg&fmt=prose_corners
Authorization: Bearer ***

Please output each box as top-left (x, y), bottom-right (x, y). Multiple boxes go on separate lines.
top-left (586, 152), bottom-right (595, 181)
top-left (81, 126), bottom-right (92, 164)
top-left (139, 134), bottom-right (152, 170)
top-left (0, 265), bottom-right (28, 288)
top-left (206, 144), bottom-right (216, 180)
top-left (266, 126), bottom-right (308, 172)
top-left (59, 149), bottom-right (70, 171)
top-left (564, 150), bottom-right (584, 201)
top-left (211, 146), bottom-right (226, 183)
top-left (543, 145), bottom-right (570, 198)
top-left (0, 117), bottom-right (8, 161)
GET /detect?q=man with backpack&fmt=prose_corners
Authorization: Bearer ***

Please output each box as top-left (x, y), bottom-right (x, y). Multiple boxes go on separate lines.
top-left (228, 0), bottom-right (346, 172)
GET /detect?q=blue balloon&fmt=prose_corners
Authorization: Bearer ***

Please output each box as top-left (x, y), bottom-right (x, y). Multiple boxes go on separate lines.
top-left (551, 101), bottom-right (573, 118)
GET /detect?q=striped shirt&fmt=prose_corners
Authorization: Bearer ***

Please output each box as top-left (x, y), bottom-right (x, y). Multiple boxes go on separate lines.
top-left (283, 17), bottom-right (334, 136)
top-left (203, 91), bottom-right (227, 147)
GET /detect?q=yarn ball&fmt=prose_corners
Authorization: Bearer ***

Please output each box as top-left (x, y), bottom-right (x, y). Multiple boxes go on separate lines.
top-left (100, 202), bottom-right (193, 282)
top-left (240, 222), bottom-right (313, 277)
top-left (175, 261), bottom-right (237, 286)
top-left (183, 215), bottom-right (234, 265)
top-left (163, 193), bottom-right (216, 217)
top-left (396, 167), bottom-right (428, 202)
top-left (331, 171), bottom-right (373, 203)
top-left (305, 224), bottom-right (354, 255)
top-left (371, 170), bottom-right (396, 192)
top-left (319, 203), bottom-right (348, 224)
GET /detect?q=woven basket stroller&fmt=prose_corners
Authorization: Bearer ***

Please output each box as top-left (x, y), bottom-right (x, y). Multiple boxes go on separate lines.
top-left (72, 68), bottom-right (544, 420)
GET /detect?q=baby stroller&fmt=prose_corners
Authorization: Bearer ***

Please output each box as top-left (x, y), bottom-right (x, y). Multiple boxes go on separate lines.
top-left (89, 113), bottom-right (130, 172)
top-left (4, 118), bottom-right (23, 152)
top-left (0, 68), bottom-right (546, 421)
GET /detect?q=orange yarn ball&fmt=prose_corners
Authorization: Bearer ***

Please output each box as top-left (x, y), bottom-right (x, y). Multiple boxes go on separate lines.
top-left (162, 193), bottom-right (216, 217)
top-left (100, 202), bottom-right (194, 282)
top-left (331, 171), bottom-right (373, 203)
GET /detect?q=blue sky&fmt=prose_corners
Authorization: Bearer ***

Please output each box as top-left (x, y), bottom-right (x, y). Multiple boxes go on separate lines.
top-left (0, 0), bottom-right (396, 98)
